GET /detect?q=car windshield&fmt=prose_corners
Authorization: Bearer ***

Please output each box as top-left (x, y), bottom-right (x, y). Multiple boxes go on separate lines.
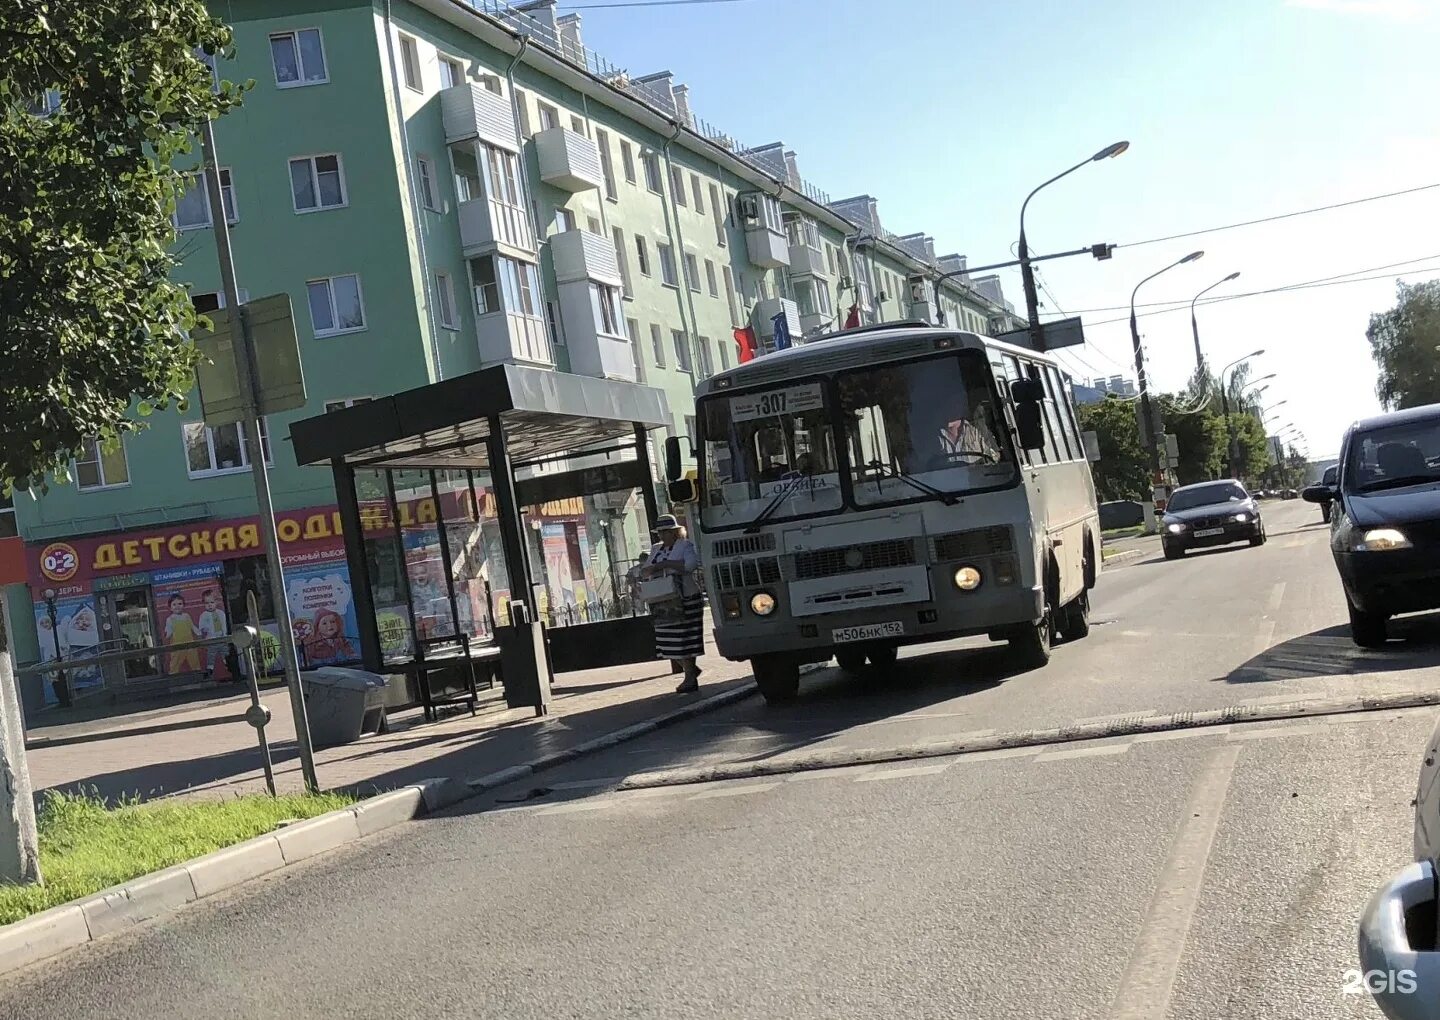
top-left (836, 351), bottom-right (1017, 507)
top-left (698, 379), bottom-right (843, 529)
top-left (1167, 482), bottom-right (1248, 511)
top-left (1344, 417), bottom-right (1440, 493)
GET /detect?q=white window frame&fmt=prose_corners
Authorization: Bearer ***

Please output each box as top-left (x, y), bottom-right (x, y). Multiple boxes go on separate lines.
top-left (672, 329), bottom-right (692, 374)
top-left (717, 337), bottom-right (731, 371)
top-left (289, 153), bottom-right (348, 213)
top-left (691, 174), bottom-right (705, 213)
top-left (595, 128), bottom-right (617, 200)
top-left (435, 271), bottom-right (459, 330)
top-left (306, 273), bottom-right (367, 337)
top-left (643, 152), bottom-right (663, 194)
top-left (0, 492), bottom-right (14, 540)
top-left (710, 184), bottom-right (726, 245)
top-left (538, 102), bottom-right (560, 130)
top-left (416, 155), bottom-right (438, 211)
top-left (635, 234), bottom-right (652, 277)
top-left (74, 436), bottom-right (130, 492)
top-left (683, 252), bottom-right (701, 293)
top-left (269, 28), bottom-right (328, 88)
top-left (398, 34), bottom-right (423, 92)
top-left (695, 335), bottom-right (713, 379)
top-left (590, 283), bottom-right (623, 337)
top-left (650, 322), bottom-right (666, 368)
top-left (658, 242), bottom-right (678, 288)
top-left (173, 168), bottom-right (238, 230)
top-left (704, 259), bottom-right (718, 298)
top-left (671, 165), bottom-right (687, 207)
top-left (621, 141), bottom-right (637, 184)
top-left (324, 397), bottom-right (375, 413)
top-left (613, 226), bottom-right (633, 297)
top-left (626, 317), bottom-right (645, 382)
top-left (183, 419), bottom-right (272, 478)
top-left (438, 54), bottom-right (465, 89)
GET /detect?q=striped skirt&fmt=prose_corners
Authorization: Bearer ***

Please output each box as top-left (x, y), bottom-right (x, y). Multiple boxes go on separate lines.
top-left (653, 594), bottom-right (705, 660)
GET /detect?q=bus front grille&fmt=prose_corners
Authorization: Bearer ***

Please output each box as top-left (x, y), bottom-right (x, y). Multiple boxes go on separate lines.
top-left (712, 534), bottom-right (777, 558)
top-left (713, 557), bottom-right (781, 590)
top-left (932, 526), bottom-right (1013, 561)
top-left (793, 539), bottom-right (917, 580)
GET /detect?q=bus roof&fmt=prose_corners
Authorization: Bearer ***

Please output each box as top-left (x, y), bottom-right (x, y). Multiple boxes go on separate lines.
top-left (696, 324), bottom-right (1064, 398)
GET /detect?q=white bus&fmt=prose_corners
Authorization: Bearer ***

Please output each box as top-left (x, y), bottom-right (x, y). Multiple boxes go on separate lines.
top-left (664, 324), bottom-right (1102, 704)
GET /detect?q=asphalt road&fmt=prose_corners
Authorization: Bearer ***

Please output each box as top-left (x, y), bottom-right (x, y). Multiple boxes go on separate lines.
top-left (3, 497), bottom-right (1435, 1020)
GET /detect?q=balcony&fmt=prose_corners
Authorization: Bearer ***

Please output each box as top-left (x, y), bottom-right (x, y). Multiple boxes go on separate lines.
top-left (458, 196), bottom-right (535, 259)
top-left (534, 126), bottom-right (604, 193)
top-left (909, 299), bottom-right (938, 325)
top-left (556, 281), bottom-right (635, 382)
top-left (442, 83), bottom-right (519, 152)
top-left (477, 310), bottom-right (552, 369)
top-left (550, 228), bottom-right (621, 286)
top-left (746, 225), bottom-right (790, 269)
top-left (789, 241), bottom-right (828, 278)
top-left (755, 297), bottom-right (801, 349)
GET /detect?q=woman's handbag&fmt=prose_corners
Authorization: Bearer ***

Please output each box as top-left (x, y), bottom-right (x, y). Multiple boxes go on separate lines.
top-left (637, 574), bottom-right (683, 612)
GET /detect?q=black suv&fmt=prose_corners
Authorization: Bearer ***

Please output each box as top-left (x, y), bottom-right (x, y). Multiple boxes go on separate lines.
top-left (1304, 403), bottom-right (1440, 647)
top-left (1161, 480), bottom-right (1266, 559)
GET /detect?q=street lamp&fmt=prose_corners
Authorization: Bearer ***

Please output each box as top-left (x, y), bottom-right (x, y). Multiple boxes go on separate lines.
top-left (1130, 249), bottom-right (1204, 494)
top-left (1190, 272), bottom-right (1241, 373)
top-left (1019, 140), bottom-right (1130, 349)
top-left (1218, 351), bottom-right (1264, 477)
top-left (40, 588), bottom-right (71, 708)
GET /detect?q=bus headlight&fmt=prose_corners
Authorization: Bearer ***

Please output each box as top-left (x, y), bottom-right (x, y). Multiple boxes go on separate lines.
top-left (953, 565), bottom-right (983, 591)
top-left (750, 591), bottom-right (777, 616)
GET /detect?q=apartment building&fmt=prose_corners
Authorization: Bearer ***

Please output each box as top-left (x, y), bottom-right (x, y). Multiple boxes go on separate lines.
top-left (4, 0), bottom-right (1023, 703)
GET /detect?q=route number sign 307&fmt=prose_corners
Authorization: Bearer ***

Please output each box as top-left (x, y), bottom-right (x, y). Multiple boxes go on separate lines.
top-left (730, 382), bottom-right (823, 423)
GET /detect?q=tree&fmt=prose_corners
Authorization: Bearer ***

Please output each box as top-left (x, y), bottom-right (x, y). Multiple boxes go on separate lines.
top-left (1156, 394), bottom-right (1225, 485)
top-left (0, 0), bottom-right (243, 884)
top-left (1229, 413), bottom-right (1272, 484)
top-left (1077, 396), bottom-right (1149, 502)
top-left (1367, 280), bottom-right (1440, 410)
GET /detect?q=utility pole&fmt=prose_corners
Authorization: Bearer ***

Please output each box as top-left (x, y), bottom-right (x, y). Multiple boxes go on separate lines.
top-left (200, 118), bottom-right (318, 792)
top-left (0, 591), bottom-right (41, 884)
top-left (1129, 251), bottom-right (1204, 501)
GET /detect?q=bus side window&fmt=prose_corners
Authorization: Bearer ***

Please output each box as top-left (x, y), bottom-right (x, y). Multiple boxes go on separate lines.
top-left (1056, 371), bottom-right (1085, 459)
top-left (1041, 366), bottom-right (1076, 460)
top-left (999, 354), bottom-right (1032, 465)
top-left (1025, 362), bottom-right (1061, 464)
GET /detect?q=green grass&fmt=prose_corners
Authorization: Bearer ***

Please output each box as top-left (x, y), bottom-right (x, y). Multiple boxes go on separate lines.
top-left (0, 790), bottom-right (355, 925)
top-left (1101, 525), bottom-right (1145, 540)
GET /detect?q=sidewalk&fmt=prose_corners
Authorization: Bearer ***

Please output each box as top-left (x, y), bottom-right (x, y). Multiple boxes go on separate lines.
top-left (25, 643), bottom-right (759, 805)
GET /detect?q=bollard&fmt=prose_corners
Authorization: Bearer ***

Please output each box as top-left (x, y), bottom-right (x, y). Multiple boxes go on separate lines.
top-left (232, 625), bottom-right (277, 797)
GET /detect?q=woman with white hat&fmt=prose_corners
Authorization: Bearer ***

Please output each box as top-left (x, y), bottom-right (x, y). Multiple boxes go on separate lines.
top-left (641, 513), bottom-right (704, 692)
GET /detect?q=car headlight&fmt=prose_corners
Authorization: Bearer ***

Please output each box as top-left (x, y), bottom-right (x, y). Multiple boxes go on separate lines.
top-left (1354, 528), bottom-right (1412, 552)
top-left (1165, 522), bottom-right (1187, 533)
top-left (750, 591), bottom-right (777, 616)
top-left (1232, 512), bottom-right (1250, 522)
top-left (952, 565), bottom-right (982, 591)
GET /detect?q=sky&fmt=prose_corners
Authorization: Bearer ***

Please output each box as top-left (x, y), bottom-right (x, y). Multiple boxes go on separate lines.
top-left (561, 0), bottom-right (1440, 461)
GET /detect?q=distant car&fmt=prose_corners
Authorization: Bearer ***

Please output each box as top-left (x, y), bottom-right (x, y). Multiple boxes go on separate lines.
top-left (1317, 466), bottom-right (1338, 522)
top-left (1304, 402), bottom-right (1440, 648)
top-left (1282, 488), bottom-right (1299, 499)
top-left (1358, 711), bottom-right (1440, 1017)
top-left (1161, 480), bottom-right (1265, 559)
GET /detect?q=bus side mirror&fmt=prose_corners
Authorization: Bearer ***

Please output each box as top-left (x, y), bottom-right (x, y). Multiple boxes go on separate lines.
top-left (664, 436), bottom-right (684, 482)
top-left (668, 478), bottom-right (697, 503)
top-left (1014, 402), bottom-right (1045, 451)
top-left (1082, 430), bottom-right (1101, 463)
top-left (1010, 378), bottom-right (1044, 403)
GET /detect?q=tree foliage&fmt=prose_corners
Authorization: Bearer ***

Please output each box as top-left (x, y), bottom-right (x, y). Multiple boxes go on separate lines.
top-left (0, 1), bottom-right (245, 491)
top-left (1155, 394), bottom-right (1225, 485)
top-left (1077, 397), bottom-right (1149, 502)
top-left (1367, 280), bottom-right (1440, 411)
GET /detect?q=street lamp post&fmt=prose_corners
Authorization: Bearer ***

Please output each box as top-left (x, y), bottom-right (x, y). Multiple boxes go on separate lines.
top-left (1190, 272), bottom-right (1240, 374)
top-left (40, 589), bottom-right (70, 709)
top-left (1130, 250), bottom-right (1204, 497)
top-left (1218, 351), bottom-right (1264, 478)
top-left (1019, 140), bottom-right (1129, 350)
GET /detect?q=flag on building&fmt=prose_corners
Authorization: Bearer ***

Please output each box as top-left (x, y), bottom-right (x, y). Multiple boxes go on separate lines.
top-left (733, 326), bottom-right (757, 363)
top-left (772, 311), bottom-right (792, 351)
top-left (844, 305), bottom-right (860, 330)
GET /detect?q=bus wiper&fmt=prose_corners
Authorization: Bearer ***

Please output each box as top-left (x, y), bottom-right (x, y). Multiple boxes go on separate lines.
top-left (870, 461), bottom-right (958, 505)
top-left (744, 471), bottom-right (812, 534)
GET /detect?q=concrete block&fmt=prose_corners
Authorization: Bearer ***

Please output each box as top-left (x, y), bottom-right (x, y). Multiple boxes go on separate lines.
top-left (0, 905), bottom-right (90, 977)
top-left (79, 867), bottom-right (197, 939)
top-left (185, 834), bottom-right (285, 900)
top-left (352, 786), bottom-right (424, 837)
top-left (273, 810), bottom-right (362, 865)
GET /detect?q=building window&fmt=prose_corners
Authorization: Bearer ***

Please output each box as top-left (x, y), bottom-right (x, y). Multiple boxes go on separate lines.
top-left (515, 90), bottom-right (532, 139)
top-left (650, 323), bottom-right (665, 368)
top-left (479, 143), bottom-right (523, 206)
top-left (289, 154), bottom-right (346, 212)
top-left (704, 259), bottom-right (718, 298)
top-left (435, 272), bottom-right (458, 329)
top-left (570, 114), bottom-right (587, 136)
top-left (173, 168), bottom-right (237, 230)
top-left (190, 289), bottom-right (246, 314)
top-left (270, 29), bottom-right (327, 87)
top-left (635, 234), bottom-right (651, 277)
top-left (695, 336), bottom-right (713, 379)
top-left (722, 265), bottom-right (740, 329)
top-left (613, 227), bottom-right (633, 296)
top-left (438, 54), bottom-right (464, 88)
top-left (620, 141), bottom-right (637, 184)
top-left (75, 437), bottom-right (130, 491)
top-left (657, 242), bottom-right (678, 287)
top-left (0, 491), bottom-right (15, 539)
top-left (547, 300), bottom-right (564, 348)
top-left (587, 215), bottom-right (602, 235)
top-left (626, 317), bottom-right (645, 381)
top-left (590, 283), bottom-right (623, 336)
top-left (672, 329), bottom-right (692, 374)
top-left (416, 155), bottom-right (438, 211)
top-left (826, 244), bottom-right (838, 277)
top-left (595, 128), bottom-right (617, 200)
top-left (307, 273), bottom-right (366, 336)
top-left (553, 207), bottom-right (575, 234)
top-left (398, 34), bottom-right (422, 91)
top-left (469, 255), bottom-right (541, 317)
top-left (670, 165), bottom-right (687, 206)
top-left (710, 184), bottom-right (725, 245)
top-left (324, 397), bottom-right (374, 413)
top-left (26, 89), bottom-right (62, 118)
top-left (683, 252), bottom-right (700, 293)
top-left (642, 152), bottom-right (662, 194)
top-left (184, 419), bottom-right (270, 477)
top-left (538, 102), bottom-right (559, 130)
top-left (691, 174), bottom-right (705, 213)
top-left (717, 337), bottom-right (730, 371)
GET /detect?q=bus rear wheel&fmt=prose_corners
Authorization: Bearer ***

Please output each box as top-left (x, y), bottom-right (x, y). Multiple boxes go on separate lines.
top-left (834, 650), bottom-right (867, 673)
top-left (1060, 590), bottom-right (1091, 642)
top-left (752, 655), bottom-right (800, 704)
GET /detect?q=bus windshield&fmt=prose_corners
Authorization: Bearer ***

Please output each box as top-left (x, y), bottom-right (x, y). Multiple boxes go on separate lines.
top-left (698, 378), bottom-right (843, 530)
top-left (837, 351), bottom-right (1017, 506)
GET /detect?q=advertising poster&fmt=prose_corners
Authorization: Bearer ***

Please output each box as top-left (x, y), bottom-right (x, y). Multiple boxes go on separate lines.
top-left (286, 564), bottom-right (360, 667)
top-left (33, 593), bottom-right (103, 704)
top-left (151, 566), bottom-right (228, 678)
top-left (541, 523), bottom-right (576, 620)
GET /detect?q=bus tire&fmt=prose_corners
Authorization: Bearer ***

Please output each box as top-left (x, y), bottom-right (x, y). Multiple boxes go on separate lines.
top-left (1008, 614), bottom-right (1052, 669)
top-left (753, 656), bottom-right (800, 704)
top-left (867, 645), bottom-right (898, 669)
top-left (1061, 590), bottom-right (1091, 642)
top-left (835, 650), bottom-right (867, 673)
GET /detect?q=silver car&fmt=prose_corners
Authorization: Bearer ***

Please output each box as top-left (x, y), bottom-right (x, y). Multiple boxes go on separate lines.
top-left (1359, 718), bottom-right (1440, 1018)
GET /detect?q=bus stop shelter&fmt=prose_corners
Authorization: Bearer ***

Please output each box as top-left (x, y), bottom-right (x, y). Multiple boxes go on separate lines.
top-left (289, 363), bottom-right (672, 715)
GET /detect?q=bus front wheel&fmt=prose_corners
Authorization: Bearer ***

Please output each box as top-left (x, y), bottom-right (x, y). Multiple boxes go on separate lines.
top-left (1008, 612), bottom-right (1053, 669)
top-left (752, 656), bottom-right (800, 704)
top-left (835, 649), bottom-right (867, 673)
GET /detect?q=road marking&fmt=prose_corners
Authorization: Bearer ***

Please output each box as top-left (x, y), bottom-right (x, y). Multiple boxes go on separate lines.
top-left (547, 777), bottom-right (622, 790)
top-left (786, 764), bottom-right (878, 782)
top-left (1131, 726), bottom-right (1230, 743)
top-left (1227, 724), bottom-right (1324, 741)
top-left (956, 746), bottom-right (1041, 764)
top-left (1237, 692), bottom-right (1321, 707)
top-left (536, 799), bottom-right (614, 816)
top-left (1265, 582), bottom-right (1287, 615)
top-left (856, 763), bottom-right (952, 781)
top-left (1107, 744), bottom-right (1241, 1020)
top-left (688, 782), bottom-right (781, 800)
top-left (1249, 619), bottom-right (1277, 661)
top-left (1073, 711), bottom-right (1155, 727)
top-left (1035, 743), bottom-right (1130, 762)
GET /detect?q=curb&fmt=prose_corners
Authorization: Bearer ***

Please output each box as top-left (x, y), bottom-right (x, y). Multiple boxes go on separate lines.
top-left (602, 689), bottom-right (1440, 791)
top-left (1101, 548), bottom-right (1148, 566)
